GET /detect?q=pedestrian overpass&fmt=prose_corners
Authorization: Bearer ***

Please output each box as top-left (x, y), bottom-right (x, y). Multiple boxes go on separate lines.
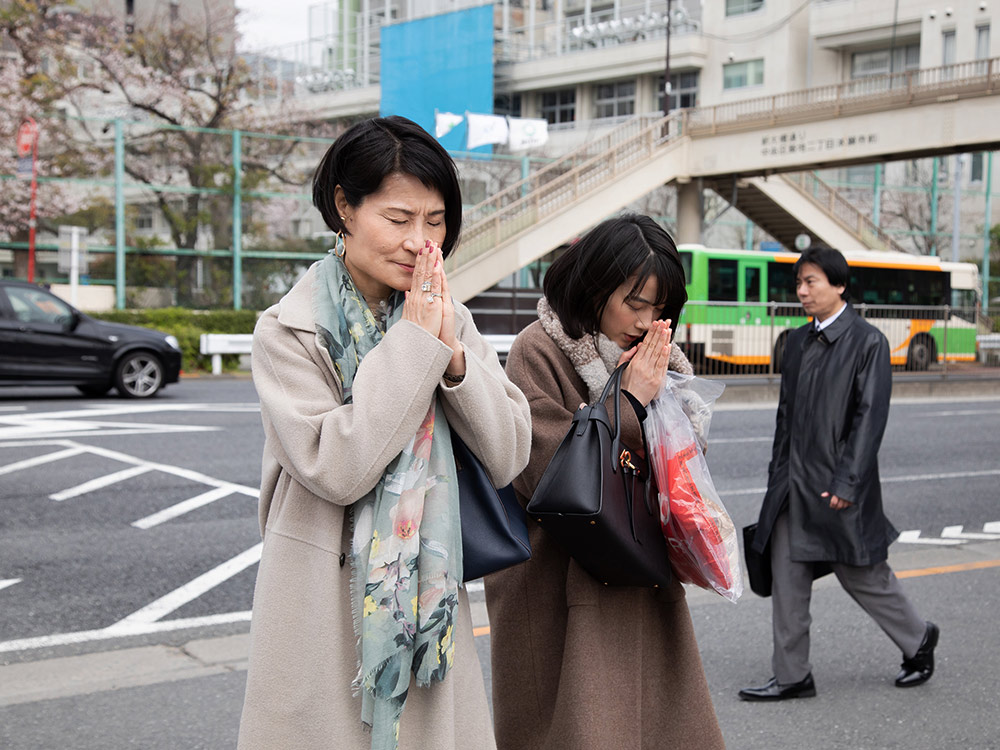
top-left (447, 59), bottom-right (1000, 302)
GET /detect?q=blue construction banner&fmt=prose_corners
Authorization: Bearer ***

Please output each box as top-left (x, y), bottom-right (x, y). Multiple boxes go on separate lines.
top-left (380, 5), bottom-right (495, 153)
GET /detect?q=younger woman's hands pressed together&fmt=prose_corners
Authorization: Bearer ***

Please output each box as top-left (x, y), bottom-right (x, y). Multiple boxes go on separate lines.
top-left (619, 319), bottom-right (672, 406)
top-left (402, 240), bottom-right (465, 380)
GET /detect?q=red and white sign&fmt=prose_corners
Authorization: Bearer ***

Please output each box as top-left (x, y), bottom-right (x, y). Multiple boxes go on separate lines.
top-left (16, 120), bottom-right (39, 157)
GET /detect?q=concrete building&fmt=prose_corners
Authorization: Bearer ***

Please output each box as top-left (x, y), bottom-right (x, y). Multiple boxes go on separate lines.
top-left (249, 0), bottom-right (998, 270)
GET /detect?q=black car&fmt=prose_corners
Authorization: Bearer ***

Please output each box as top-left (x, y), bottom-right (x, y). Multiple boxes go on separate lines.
top-left (0, 280), bottom-right (182, 398)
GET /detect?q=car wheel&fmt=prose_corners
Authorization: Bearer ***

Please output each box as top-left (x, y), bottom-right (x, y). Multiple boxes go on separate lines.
top-left (77, 384), bottom-right (111, 397)
top-left (115, 351), bottom-right (164, 398)
top-left (906, 336), bottom-right (935, 371)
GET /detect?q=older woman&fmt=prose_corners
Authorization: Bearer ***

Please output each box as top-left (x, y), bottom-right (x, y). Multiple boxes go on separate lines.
top-left (238, 116), bottom-right (531, 750)
top-left (485, 214), bottom-right (725, 750)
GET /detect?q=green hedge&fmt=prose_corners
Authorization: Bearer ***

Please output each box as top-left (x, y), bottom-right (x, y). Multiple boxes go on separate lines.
top-left (90, 308), bottom-right (259, 372)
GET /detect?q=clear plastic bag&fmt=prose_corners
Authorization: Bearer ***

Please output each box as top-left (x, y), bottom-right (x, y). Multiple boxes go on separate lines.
top-left (646, 372), bottom-right (743, 602)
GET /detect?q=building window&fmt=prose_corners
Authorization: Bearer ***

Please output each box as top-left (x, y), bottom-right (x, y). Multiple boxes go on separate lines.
top-left (495, 93), bottom-right (522, 118)
top-left (540, 89), bottom-right (575, 125)
top-left (942, 30), bottom-right (956, 66)
top-left (657, 71), bottom-right (699, 112)
top-left (850, 44), bottom-right (919, 78)
top-left (976, 25), bottom-right (991, 74)
top-left (970, 153), bottom-right (985, 184)
top-left (723, 59), bottom-right (764, 90)
top-left (976, 25), bottom-right (991, 58)
top-left (594, 80), bottom-right (635, 119)
top-left (726, 0), bottom-right (763, 16)
top-left (134, 206), bottom-right (154, 231)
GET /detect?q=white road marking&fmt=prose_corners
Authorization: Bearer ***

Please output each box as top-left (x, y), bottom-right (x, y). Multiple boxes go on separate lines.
top-left (0, 419), bottom-right (101, 440)
top-left (985, 522), bottom-right (1000, 533)
top-left (941, 525), bottom-right (1000, 541)
top-left (0, 406), bottom-right (27, 412)
top-left (109, 543), bottom-right (263, 627)
top-left (50, 465), bottom-right (154, 501)
top-left (915, 409), bottom-right (1000, 418)
top-left (897, 530), bottom-right (965, 546)
top-left (465, 580), bottom-right (484, 593)
top-left (0, 447), bottom-right (86, 477)
top-left (132, 486), bottom-right (236, 530)
top-left (0, 578), bottom-right (22, 592)
top-left (719, 486), bottom-right (767, 497)
top-left (0, 612), bottom-right (253, 654)
top-left (718, 468), bottom-right (1000, 497)
top-left (883, 469), bottom-right (1000, 484)
top-left (11, 403), bottom-right (258, 421)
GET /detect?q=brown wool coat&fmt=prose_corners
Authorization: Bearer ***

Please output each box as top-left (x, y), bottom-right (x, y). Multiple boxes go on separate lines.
top-left (237, 265), bottom-right (531, 750)
top-left (484, 321), bottom-right (726, 750)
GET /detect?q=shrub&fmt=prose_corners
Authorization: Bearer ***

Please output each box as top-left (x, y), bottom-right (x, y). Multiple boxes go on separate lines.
top-left (90, 308), bottom-right (259, 372)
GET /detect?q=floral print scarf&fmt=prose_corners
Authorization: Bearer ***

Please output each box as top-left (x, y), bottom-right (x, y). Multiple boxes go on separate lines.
top-left (313, 253), bottom-right (462, 750)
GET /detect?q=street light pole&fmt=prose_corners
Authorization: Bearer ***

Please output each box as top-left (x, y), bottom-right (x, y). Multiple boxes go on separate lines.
top-left (664, 0), bottom-right (673, 114)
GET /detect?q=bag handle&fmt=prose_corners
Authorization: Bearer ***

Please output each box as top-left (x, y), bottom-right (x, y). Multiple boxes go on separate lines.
top-left (597, 363), bottom-right (651, 481)
top-left (597, 363), bottom-right (656, 541)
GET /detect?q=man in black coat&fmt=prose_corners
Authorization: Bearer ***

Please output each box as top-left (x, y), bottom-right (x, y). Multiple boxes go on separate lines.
top-left (739, 246), bottom-right (938, 701)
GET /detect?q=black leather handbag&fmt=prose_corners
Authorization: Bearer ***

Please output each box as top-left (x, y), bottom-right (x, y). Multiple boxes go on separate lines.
top-left (526, 363), bottom-right (673, 588)
top-left (454, 432), bottom-right (531, 582)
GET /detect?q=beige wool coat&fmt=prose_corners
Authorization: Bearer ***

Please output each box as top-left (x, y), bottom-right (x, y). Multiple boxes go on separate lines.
top-left (238, 265), bottom-right (531, 750)
top-left (484, 321), bottom-right (726, 750)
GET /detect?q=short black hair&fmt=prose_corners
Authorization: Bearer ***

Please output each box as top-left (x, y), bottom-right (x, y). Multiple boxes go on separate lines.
top-left (543, 214), bottom-right (687, 339)
top-left (794, 246), bottom-right (850, 300)
top-left (312, 116), bottom-right (463, 257)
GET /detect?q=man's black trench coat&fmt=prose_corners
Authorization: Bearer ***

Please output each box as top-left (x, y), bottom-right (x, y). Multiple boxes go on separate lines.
top-left (750, 303), bottom-right (899, 566)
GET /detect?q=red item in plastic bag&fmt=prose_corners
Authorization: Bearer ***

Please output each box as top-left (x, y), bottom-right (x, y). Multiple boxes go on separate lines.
top-left (657, 443), bottom-right (729, 590)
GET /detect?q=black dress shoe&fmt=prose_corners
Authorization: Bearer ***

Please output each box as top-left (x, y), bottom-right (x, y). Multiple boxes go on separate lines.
top-left (895, 621), bottom-right (939, 688)
top-left (738, 673), bottom-right (816, 701)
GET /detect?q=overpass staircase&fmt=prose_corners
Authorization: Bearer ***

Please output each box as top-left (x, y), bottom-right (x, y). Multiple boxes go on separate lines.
top-left (706, 171), bottom-right (909, 255)
top-left (448, 58), bottom-right (1000, 302)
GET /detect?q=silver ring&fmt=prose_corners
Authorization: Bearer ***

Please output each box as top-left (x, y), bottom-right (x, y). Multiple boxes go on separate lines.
top-left (426, 294), bottom-right (436, 304)
top-left (421, 281), bottom-right (432, 292)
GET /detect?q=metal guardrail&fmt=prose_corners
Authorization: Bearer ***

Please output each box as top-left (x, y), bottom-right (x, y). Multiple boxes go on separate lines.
top-left (675, 301), bottom-right (983, 375)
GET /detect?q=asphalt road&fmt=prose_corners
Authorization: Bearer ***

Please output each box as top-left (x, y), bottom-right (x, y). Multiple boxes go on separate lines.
top-left (1, 376), bottom-right (999, 749)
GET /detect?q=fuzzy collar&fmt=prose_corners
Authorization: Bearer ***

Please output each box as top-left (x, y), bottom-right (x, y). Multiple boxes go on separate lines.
top-left (537, 297), bottom-right (693, 401)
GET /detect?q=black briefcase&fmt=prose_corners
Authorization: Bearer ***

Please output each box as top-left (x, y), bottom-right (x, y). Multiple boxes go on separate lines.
top-left (743, 522), bottom-right (834, 598)
top-left (743, 523), bottom-right (773, 597)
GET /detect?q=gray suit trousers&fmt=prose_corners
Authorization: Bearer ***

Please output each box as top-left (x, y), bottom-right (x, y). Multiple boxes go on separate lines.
top-left (770, 511), bottom-right (927, 684)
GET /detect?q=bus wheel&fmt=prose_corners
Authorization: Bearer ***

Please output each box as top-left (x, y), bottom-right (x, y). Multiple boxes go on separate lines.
top-left (906, 335), bottom-right (936, 371)
top-left (772, 332), bottom-right (790, 374)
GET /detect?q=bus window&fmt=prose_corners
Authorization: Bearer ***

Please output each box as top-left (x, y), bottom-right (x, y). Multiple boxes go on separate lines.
top-left (767, 262), bottom-right (797, 302)
top-left (744, 266), bottom-right (761, 302)
top-left (708, 259), bottom-right (738, 301)
top-left (679, 250), bottom-right (693, 284)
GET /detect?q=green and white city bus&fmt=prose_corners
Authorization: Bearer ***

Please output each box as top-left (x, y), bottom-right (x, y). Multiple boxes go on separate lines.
top-left (675, 245), bottom-right (982, 371)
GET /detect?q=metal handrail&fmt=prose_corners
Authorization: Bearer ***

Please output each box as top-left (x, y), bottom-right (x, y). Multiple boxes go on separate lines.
top-left (778, 172), bottom-right (911, 255)
top-left (450, 115), bottom-right (682, 270)
top-left (685, 58), bottom-right (999, 135)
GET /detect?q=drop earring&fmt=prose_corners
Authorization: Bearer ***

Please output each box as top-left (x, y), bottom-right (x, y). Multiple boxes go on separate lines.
top-left (334, 216), bottom-right (347, 258)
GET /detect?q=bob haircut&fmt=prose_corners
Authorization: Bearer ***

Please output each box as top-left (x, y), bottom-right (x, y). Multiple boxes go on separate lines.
top-left (793, 246), bottom-right (850, 300)
top-left (543, 214), bottom-right (687, 340)
top-left (312, 116), bottom-right (464, 258)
